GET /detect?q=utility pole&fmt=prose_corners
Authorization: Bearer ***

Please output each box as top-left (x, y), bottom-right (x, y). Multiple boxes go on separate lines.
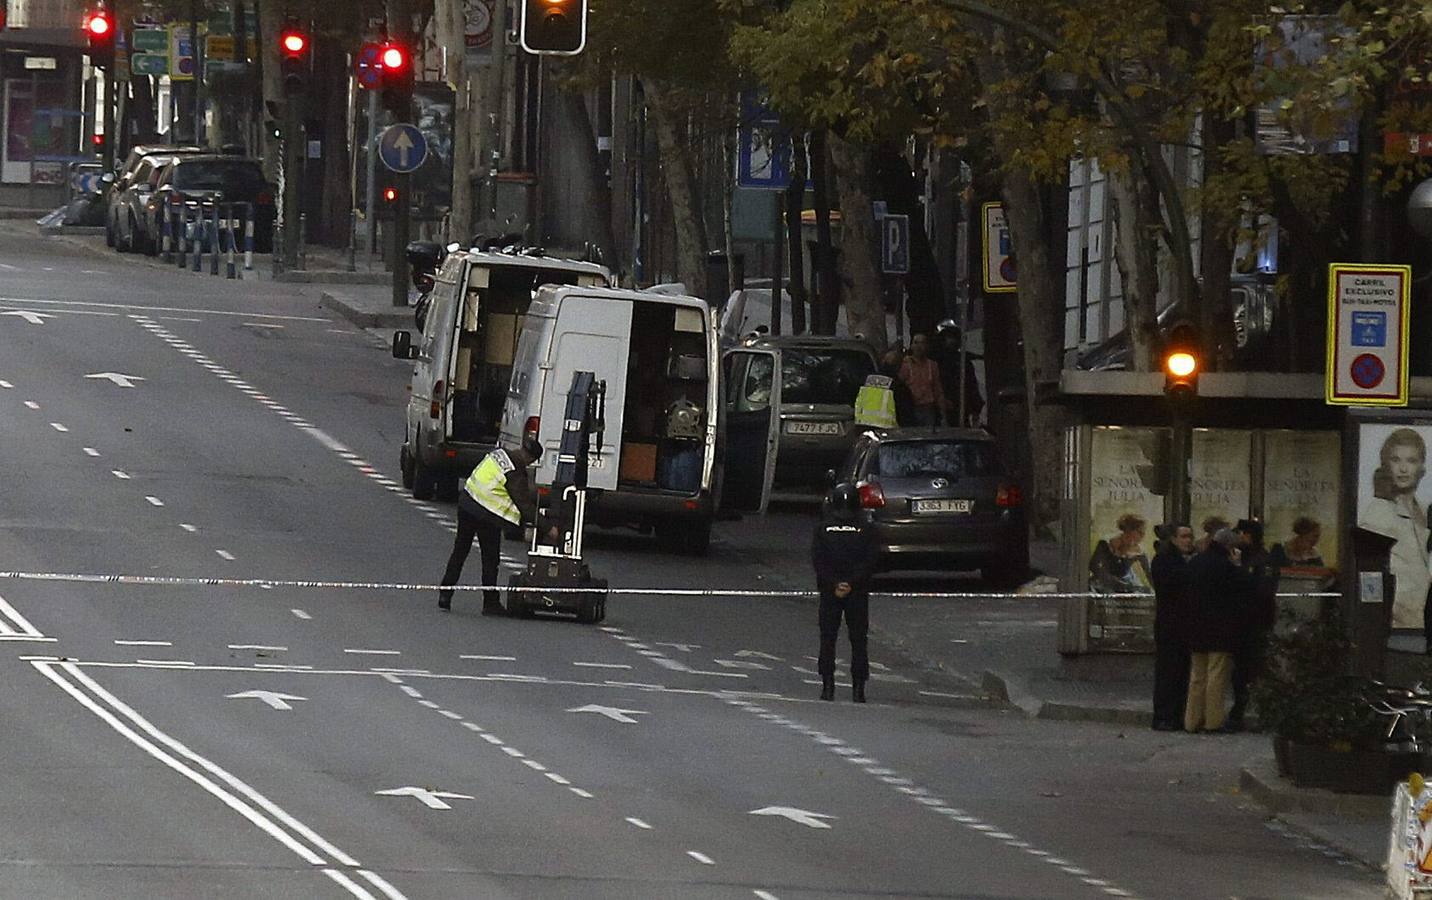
top-left (441, 0), bottom-right (473, 243)
top-left (189, 0), bottom-right (202, 144)
top-left (386, 0), bottom-right (415, 307)
top-left (480, 0), bottom-right (508, 232)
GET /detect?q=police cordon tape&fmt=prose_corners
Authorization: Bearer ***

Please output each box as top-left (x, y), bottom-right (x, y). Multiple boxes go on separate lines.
top-left (0, 570), bottom-right (1342, 600)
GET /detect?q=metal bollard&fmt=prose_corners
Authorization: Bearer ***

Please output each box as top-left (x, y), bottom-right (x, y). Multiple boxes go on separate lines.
top-left (210, 203), bottom-right (221, 276)
top-left (191, 203), bottom-right (204, 272)
top-left (177, 204), bottom-right (189, 269)
top-left (225, 203), bottom-right (237, 279)
top-left (347, 209), bottom-right (357, 273)
top-left (243, 204), bottom-right (255, 271)
top-left (297, 213), bottom-right (308, 272)
top-left (160, 199), bottom-right (173, 264)
top-left (272, 223), bottom-right (284, 277)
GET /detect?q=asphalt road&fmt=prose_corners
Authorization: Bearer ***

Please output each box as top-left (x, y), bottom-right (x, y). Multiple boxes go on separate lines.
top-left (0, 224), bottom-right (1380, 899)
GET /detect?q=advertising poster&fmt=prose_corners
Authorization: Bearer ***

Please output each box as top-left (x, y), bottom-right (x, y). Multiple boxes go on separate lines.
top-left (1189, 429), bottom-right (1252, 541)
top-left (1356, 422), bottom-right (1432, 631)
top-left (1087, 427), bottom-right (1167, 595)
top-left (1262, 430), bottom-right (1341, 573)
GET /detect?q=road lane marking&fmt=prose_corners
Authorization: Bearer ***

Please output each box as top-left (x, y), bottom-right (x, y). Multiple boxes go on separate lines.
top-left (345, 648), bottom-right (400, 655)
top-left (144, 496), bottom-right (165, 507)
top-left (0, 593), bottom-right (47, 639)
top-left (255, 663), bottom-right (314, 670)
top-left (459, 654), bottom-right (516, 661)
top-left (418, 700), bottom-right (440, 709)
top-left (686, 851), bottom-right (715, 866)
top-left (23, 400), bottom-right (38, 409)
top-left (626, 817), bottom-right (652, 830)
top-left (573, 662), bottom-right (632, 669)
top-left (49, 422), bottom-right (67, 432)
top-left (544, 772), bottom-right (569, 785)
top-left (569, 788), bottom-right (593, 799)
top-left (356, 870), bottom-right (405, 900)
top-left (229, 644), bottom-right (287, 651)
top-left (322, 870), bottom-right (377, 899)
top-left (399, 686), bottom-right (422, 698)
top-left (180, 523), bottom-right (198, 532)
top-left (112, 470), bottom-right (130, 479)
top-left (34, 661), bottom-right (406, 899)
top-left (754, 892), bottom-right (780, 900)
top-left (215, 550), bottom-right (235, 560)
top-left (83, 447), bottom-right (100, 457)
top-left (136, 659), bottom-right (195, 666)
top-left (114, 640), bottom-right (172, 647)
top-left (522, 760), bottom-right (546, 771)
top-left (291, 609), bottom-right (312, 620)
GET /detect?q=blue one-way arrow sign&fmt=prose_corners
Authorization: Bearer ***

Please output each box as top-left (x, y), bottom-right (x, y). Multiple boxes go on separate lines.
top-left (379, 124), bottom-right (428, 174)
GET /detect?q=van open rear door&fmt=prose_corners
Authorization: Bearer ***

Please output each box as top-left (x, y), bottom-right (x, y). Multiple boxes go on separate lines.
top-left (721, 348), bottom-right (780, 513)
top-left (536, 296), bottom-right (632, 492)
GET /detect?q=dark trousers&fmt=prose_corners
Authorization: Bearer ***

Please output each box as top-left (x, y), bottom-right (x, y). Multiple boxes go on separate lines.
top-left (1152, 635), bottom-right (1189, 728)
top-left (441, 503), bottom-right (506, 609)
top-left (1228, 632), bottom-right (1267, 724)
top-left (818, 590), bottom-right (870, 684)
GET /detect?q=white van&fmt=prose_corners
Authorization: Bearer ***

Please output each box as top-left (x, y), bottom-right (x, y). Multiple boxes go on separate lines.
top-left (499, 285), bottom-right (721, 554)
top-left (392, 248), bottom-right (612, 500)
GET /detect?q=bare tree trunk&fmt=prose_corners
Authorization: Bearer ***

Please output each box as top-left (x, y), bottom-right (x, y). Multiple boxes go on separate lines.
top-left (1199, 115), bottom-right (1237, 370)
top-left (827, 132), bottom-right (887, 351)
top-left (785, 135), bottom-right (808, 334)
top-left (316, 37), bottom-right (352, 246)
top-left (645, 80), bottom-right (708, 298)
top-left (437, 0), bottom-right (473, 243)
top-left (1109, 163), bottom-right (1161, 372)
top-left (810, 129), bottom-right (838, 334)
top-left (556, 87), bottom-right (619, 270)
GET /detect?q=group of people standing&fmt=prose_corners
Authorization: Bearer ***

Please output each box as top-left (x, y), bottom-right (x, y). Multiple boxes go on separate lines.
top-left (856, 324), bottom-right (984, 429)
top-left (1149, 519), bottom-right (1279, 733)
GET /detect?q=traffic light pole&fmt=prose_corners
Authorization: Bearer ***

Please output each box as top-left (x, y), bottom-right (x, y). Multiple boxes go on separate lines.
top-left (101, 62), bottom-right (115, 171)
top-left (391, 96), bottom-right (412, 308)
top-left (1168, 399), bottom-right (1192, 528)
top-left (282, 101), bottom-right (301, 270)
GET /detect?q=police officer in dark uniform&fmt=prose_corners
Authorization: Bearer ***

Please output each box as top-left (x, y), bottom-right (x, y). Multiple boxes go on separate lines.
top-left (812, 484), bottom-right (881, 702)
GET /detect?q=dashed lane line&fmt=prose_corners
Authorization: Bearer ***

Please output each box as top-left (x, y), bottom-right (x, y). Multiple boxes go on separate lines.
top-left (291, 609), bottom-right (312, 620)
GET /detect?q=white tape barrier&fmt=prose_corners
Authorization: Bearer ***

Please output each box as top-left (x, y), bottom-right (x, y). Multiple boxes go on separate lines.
top-left (0, 570), bottom-right (1341, 601)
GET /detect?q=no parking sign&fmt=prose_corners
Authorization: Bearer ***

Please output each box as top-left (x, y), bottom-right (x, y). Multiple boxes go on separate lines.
top-left (1326, 263), bottom-right (1411, 406)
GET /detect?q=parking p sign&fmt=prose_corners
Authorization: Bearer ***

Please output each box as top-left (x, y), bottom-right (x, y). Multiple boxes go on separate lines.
top-left (1326, 263), bottom-right (1412, 406)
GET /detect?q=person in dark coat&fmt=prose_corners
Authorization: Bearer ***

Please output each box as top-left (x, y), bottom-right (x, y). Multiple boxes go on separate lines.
top-left (812, 483), bottom-right (881, 702)
top-left (935, 323), bottom-right (984, 426)
top-left (878, 348), bottom-right (917, 427)
top-left (1184, 529), bottom-right (1256, 733)
top-left (1151, 524), bottom-right (1195, 731)
top-left (1227, 519), bottom-right (1277, 731)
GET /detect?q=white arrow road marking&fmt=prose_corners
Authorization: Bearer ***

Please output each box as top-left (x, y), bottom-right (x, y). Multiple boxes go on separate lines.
top-left (85, 372), bottom-right (145, 388)
top-left (226, 690), bottom-right (308, 711)
top-left (0, 310), bottom-right (53, 325)
top-left (566, 704), bottom-right (648, 725)
top-left (715, 659), bottom-right (772, 671)
top-left (654, 642), bottom-right (699, 653)
top-left (735, 650), bottom-right (784, 661)
top-left (374, 786), bottom-right (473, 810)
top-left (749, 806), bottom-right (836, 829)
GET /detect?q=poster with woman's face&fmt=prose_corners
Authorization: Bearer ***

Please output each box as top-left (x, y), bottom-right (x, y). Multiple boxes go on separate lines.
top-left (1356, 423), bottom-right (1432, 631)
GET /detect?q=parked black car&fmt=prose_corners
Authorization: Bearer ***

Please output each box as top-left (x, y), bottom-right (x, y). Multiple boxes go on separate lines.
top-left (147, 155), bottom-right (276, 254)
top-left (824, 428), bottom-right (1029, 584)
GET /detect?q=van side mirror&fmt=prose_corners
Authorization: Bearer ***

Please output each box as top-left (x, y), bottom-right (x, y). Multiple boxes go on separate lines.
top-left (392, 330), bottom-right (415, 360)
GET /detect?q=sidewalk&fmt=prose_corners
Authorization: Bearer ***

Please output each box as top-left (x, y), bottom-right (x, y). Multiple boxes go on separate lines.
top-left (318, 283), bottom-right (412, 331)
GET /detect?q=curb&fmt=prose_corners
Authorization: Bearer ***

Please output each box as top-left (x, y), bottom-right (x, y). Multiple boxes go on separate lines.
top-left (319, 290), bottom-right (411, 330)
top-left (979, 669), bottom-right (1153, 724)
top-left (39, 224), bottom-right (105, 236)
top-left (1238, 758), bottom-right (1388, 818)
top-left (277, 270), bottom-right (388, 285)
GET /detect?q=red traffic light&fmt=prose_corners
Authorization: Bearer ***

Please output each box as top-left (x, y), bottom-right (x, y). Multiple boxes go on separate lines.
top-left (280, 29), bottom-right (308, 57)
top-left (383, 187), bottom-right (398, 202)
top-left (84, 11), bottom-right (112, 37)
top-left (380, 45), bottom-right (406, 70)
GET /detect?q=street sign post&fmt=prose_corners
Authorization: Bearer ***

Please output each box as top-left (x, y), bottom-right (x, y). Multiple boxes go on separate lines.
top-left (378, 123), bottom-right (428, 173)
top-left (1326, 263), bottom-right (1412, 406)
top-left (881, 213), bottom-right (910, 275)
top-left (981, 202), bottom-right (1016, 293)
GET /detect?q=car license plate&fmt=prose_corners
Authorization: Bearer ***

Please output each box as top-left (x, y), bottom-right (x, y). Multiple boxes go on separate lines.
top-left (785, 421), bottom-right (841, 436)
top-left (913, 499), bottom-right (973, 514)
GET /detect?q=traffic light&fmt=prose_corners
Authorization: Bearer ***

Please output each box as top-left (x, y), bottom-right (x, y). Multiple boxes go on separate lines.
top-left (279, 20), bottom-right (310, 95)
top-left (1162, 321), bottom-right (1201, 398)
top-left (520, 0), bottom-right (588, 55)
top-left (84, 8), bottom-right (116, 65)
top-left (379, 40), bottom-right (414, 112)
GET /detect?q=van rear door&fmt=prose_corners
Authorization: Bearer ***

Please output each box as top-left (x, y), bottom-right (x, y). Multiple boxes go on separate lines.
top-left (535, 296), bottom-right (632, 492)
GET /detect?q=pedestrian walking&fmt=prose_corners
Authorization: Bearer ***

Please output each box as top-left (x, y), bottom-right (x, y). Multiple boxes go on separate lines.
top-left (897, 334), bottom-right (950, 427)
top-left (1184, 529), bottom-right (1256, 733)
top-left (812, 483), bottom-right (880, 702)
top-left (1227, 519), bottom-right (1277, 731)
top-left (439, 438), bottom-right (551, 614)
top-left (1151, 524), bottom-right (1195, 731)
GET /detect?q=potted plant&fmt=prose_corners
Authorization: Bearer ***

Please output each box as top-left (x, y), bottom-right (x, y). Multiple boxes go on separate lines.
top-left (1254, 603), bottom-right (1421, 794)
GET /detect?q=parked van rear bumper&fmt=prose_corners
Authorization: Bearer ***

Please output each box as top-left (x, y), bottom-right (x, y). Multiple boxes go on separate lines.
top-left (587, 488), bottom-right (713, 527)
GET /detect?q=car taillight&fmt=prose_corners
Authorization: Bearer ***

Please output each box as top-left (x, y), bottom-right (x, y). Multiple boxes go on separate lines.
top-left (524, 416), bottom-right (540, 443)
top-left (429, 380), bottom-right (444, 419)
top-left (858, 482), bottom-right (885, 509)
top-left (997, 484), bottom-right (1023, 508)
top-left (256, 191), bottom-right (274, 205)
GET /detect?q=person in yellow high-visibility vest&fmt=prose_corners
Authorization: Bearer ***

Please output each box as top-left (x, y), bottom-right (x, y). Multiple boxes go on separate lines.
top-left (439, 437), bottom-right (550, 614)
top-left (854, 374), bottom-right (899, 429)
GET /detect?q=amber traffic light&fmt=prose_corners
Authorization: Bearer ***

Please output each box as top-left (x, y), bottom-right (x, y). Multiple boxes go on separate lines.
top-left (1163, 322), bottom-right (1201, 397)
top-left (520, 0), bottom-right (588, 55)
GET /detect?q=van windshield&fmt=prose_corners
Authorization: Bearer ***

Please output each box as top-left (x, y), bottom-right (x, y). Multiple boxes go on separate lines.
top-left (780, 349), bottom-right (873, 406)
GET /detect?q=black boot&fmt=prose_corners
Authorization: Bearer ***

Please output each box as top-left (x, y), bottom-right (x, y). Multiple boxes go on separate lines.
top-left (819, 678), bottom-right (835, 701)
top-left (852, 681), bottom-right (867, 704)
top-left (438, 591), bottom-right (452, 611)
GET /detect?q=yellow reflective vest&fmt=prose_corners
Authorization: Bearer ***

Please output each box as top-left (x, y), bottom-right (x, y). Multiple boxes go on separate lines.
top-left (463, 450), bottom-right (521, 525)
top-left (854, 376), bottom-right (898, 428)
